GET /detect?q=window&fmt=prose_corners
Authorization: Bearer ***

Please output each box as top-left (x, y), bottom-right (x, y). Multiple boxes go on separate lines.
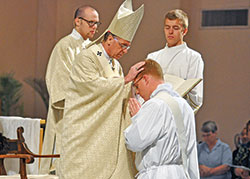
top-left (201, 9), bottom-right (249, 27)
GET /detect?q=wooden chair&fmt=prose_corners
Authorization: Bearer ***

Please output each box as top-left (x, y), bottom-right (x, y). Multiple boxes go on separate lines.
top-left (0, 127), bottom-right (59, 179)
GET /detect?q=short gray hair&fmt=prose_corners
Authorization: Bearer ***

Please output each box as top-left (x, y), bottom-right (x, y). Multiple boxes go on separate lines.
top-left (201, 121), bottom-right (218, 133)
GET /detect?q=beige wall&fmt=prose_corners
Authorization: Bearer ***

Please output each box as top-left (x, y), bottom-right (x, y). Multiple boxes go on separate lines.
top-left (0, 0), bottom-right (39, 116)
top-left (184, 0), bottom-right (250, 149)
top-left (0, 0), bottom-right (249, 150)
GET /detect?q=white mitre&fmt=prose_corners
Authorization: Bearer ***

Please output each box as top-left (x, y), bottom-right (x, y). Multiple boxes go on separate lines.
top-left (88, 0), bottom-right (144, 47)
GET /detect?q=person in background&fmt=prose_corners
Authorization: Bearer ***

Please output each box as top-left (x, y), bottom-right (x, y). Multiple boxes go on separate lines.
top-left (232, 120), bottom-right (250, 179)
top-left (198, 121), bottom-right (232, 179)
top-left (40, 5), bottom-right (100, 174)
top-left (240, 127), bottom-right (249, 145)
top-left (147, 9), bottom-right (204, 113)
top-left (124, 59), bottom-right (199, 179)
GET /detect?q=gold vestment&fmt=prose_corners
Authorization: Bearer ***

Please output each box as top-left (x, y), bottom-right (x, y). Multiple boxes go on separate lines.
top-left (59, 44), bottom-right (136, 179)
top-left (40, 29), bottom-right (90, 174)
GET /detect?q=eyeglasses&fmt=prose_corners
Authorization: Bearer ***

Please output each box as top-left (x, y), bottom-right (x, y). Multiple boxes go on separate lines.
top-left (133, 76), bottom-right (143, 89)
top-left (78, 17), bottom-right (101, 27)
top-left (114, 38), bottom-right (130, 50)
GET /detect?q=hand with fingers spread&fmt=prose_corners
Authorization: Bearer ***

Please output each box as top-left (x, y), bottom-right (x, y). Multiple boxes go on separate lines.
top-left (128, 98), bottom-right (141, 117)
top-left (124, 61), bottom-right (145, 84)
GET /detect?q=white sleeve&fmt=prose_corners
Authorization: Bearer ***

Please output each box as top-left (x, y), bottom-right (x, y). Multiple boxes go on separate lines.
top-left (124, 100), bottom-right (165, 152)
top-left (186, 54), bottom-right (204, 112)
top-left (147, 51), bottom-right (158, 61)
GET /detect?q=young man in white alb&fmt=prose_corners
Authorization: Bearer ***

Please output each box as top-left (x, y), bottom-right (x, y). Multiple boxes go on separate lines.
top-left (147, 9), bottom-right (204, 113)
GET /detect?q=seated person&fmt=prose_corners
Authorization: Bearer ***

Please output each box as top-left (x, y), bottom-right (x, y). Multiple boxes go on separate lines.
top-left (240, 127), bottom-right (249, 146)
top-left (232, 120), bottom-right (250, 179)
top-left (198, 121), bottom-right (232, 179)
top-left (233, 127), bottom-right (248, 153)
top-left (236, 127), bottom-right (248, 149)
top-left (124, 59), bottom-right (199, 179)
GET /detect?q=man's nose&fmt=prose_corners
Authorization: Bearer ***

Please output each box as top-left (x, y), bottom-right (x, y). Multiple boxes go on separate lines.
top-left (169, 28), bottom-right (173, 34)
top-left (92, 24), bottom-right (98, 29)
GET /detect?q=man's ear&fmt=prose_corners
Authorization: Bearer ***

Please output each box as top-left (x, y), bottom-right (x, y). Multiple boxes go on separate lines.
top-left (183, 28), bottom-right (188, 36)
top-left (107, 35), bottom-right (115, 45)
top-left (108, 34), bottom-right (113, 41)
top-left (143, 75), bottom-right (150, 85)
top-left (74, 18), bottom-right (80, 27)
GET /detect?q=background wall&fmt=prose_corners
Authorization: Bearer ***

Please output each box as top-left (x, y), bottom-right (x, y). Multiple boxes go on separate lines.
top-left (0, 0), bottom-right (249, 150)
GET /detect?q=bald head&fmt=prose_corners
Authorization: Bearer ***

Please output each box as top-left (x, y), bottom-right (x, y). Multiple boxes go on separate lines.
top-left (74, 5), bottom-right (97, 19)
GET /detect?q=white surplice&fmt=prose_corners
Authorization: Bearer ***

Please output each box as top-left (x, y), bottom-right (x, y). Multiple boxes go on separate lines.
top-left (124, 83), bottom-right (199, 179)
top-left (147, 43), bottom-right (204, 112)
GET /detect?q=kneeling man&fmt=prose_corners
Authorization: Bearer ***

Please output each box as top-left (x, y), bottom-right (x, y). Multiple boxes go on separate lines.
top-left (124, 59), bottom-right (199, 179)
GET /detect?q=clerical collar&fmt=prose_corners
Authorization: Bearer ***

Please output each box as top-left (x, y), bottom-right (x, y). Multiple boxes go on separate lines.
top-left (100, 44), bottom-right (115, 71)
top-left (100, 44), bottom-right (113, 62)
top-left (71, 29), bottom-right (82, 40)
top-left (71, 29), bottom-right (91, 49)
top-left (150, 83), bottom-right (180, 99)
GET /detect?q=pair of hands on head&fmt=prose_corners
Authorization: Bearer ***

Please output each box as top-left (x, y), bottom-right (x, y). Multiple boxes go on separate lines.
top-left (124, 61), bottom-right (145, 84)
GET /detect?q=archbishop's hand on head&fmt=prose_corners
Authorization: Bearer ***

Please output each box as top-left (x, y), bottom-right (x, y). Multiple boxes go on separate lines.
top-left (124, 61), bottom-right (145, 84)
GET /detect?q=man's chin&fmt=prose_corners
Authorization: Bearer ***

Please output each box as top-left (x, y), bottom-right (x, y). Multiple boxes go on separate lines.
top-left (88, 33), bottom-right (96, 39)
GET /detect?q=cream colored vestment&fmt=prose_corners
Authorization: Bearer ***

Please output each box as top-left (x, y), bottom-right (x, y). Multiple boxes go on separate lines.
top-left (59, 44), bottom-right (136, 179)
top-left (40, 29), bottom-right (91, 174)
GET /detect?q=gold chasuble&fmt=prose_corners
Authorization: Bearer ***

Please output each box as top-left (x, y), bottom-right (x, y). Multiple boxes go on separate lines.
top-left (59, 44), bottom-right (136, 179)
top-left (40, 29), bottom-right (91, 174)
